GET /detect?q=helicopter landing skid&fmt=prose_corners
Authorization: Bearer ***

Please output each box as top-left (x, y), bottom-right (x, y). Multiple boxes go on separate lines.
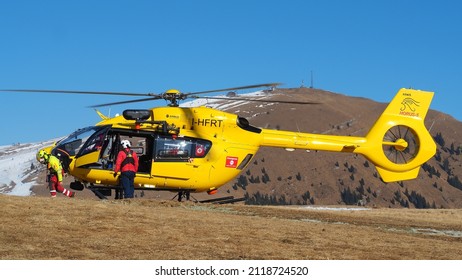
top-left (90, 188), bottom-right (109, 200)
top-left (199, 196), bottom-right (246, 204)
top-left (172, 191), bottom-right (194, 202)
top-left (171, 192), bottom-right (245, 204)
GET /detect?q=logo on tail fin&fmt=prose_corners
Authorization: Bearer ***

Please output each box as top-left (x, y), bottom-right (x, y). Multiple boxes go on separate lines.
top-left (400, 98), bottom-right (420, 117)
top-left (401, 98), bottom-right (420, 112)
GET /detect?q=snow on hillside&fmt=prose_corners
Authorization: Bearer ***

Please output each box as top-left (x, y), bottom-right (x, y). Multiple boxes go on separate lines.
top-left (0, 140), bottom-right (57, 196)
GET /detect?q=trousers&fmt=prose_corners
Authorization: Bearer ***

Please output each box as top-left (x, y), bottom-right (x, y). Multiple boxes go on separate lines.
top-left (119, 171), bottom-right (135, 198)
top-left (49, 174), bottom-right (74, 197)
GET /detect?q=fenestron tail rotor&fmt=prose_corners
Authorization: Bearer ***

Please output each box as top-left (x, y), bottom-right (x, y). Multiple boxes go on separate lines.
top-left (382, 125), bottom-right (419, 164)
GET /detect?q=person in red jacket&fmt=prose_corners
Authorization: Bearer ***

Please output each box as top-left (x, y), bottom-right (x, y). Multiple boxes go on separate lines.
top-left (114, 140), bottom-right (139, 199)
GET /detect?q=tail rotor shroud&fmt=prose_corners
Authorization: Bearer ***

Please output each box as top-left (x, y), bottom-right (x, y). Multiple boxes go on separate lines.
top-left (382, 125), bottom-right (419, 165)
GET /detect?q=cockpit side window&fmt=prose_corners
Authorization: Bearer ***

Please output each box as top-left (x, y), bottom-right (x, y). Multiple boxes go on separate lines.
top-left (77, 126), bottom-right (111, 157)
top-left (81, 131), bottom-right (105, 155)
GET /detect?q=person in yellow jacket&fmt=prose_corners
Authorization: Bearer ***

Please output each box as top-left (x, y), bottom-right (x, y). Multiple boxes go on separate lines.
top-left (36, 149), bottom-right (75, 198)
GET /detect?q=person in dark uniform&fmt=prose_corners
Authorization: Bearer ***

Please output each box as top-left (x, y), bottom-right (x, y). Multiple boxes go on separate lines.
top-left (114, 140), bottom-right (139, 199)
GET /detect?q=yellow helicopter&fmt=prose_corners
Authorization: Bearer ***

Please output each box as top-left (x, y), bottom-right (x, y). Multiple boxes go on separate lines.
top-left (2, 84), bottom-right (436, 201)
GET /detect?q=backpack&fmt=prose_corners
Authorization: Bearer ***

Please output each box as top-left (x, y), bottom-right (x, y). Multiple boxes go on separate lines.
top-left (121, 149), bottom-right (135, 169)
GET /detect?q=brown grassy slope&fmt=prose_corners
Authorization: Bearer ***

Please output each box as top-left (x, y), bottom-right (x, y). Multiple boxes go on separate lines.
top-left (1, 194), bottom-right (461, 260)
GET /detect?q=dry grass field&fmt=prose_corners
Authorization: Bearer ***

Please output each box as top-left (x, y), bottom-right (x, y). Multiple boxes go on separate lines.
top-left (1, 194), bottom-right (461, 260)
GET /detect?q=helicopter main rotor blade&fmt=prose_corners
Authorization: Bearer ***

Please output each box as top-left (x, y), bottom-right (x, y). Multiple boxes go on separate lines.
top-left (1, 82), bottom-right (286, 107)
top-left (184, 83), bottom-right (282, 96)
top-left (188, 95), bottom-right (320, 105)
top-left (89, 96), bottom-right (164, 108)
top-left (0, 89), bottom-right (157, 97)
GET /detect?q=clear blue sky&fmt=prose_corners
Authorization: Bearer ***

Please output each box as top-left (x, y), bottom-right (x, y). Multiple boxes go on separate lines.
top-left (1, 0), bottom-right (461, 145)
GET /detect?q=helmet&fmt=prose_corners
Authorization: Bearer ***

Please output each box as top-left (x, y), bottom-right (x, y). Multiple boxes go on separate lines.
top-left (36, 149), bottom-right (49, 164)
top-left (121, 140), bottom-right (131, 149)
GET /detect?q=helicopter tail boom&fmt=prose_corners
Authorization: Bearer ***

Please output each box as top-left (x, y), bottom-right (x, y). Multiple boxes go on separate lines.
top-left (259, 88), bottom-right (436, 182)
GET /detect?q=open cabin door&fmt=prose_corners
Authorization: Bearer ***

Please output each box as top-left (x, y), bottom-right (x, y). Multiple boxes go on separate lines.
top-left (73, 127), bottom-right (154, 174)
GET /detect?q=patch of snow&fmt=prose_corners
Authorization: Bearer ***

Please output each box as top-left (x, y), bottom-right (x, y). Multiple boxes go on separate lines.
top-left (299, 206), bottom-right (371, 211)
top-left (0, 140), bottom-right (57, 196)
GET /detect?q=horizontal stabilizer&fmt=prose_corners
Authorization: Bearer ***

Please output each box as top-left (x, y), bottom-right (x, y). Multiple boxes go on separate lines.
top-left (95, 109), bottom-right (109, 120)
top-left (376, 166), bottom-right (420, 182)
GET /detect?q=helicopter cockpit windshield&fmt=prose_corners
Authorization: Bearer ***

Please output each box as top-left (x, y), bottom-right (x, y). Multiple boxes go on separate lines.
top-left (52, 126), bottom-right (110, 157)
